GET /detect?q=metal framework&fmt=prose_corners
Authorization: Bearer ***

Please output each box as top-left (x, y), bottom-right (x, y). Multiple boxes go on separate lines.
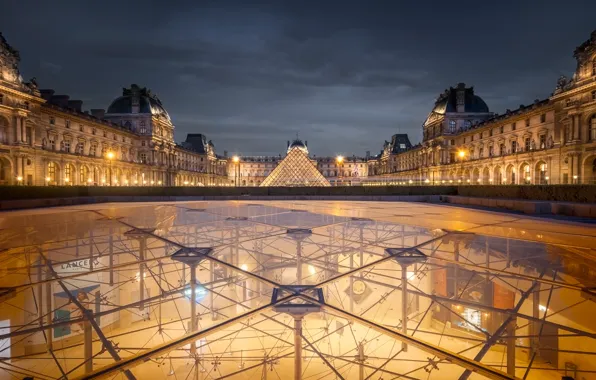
top-left (0, 201), bottom-right (594, 380)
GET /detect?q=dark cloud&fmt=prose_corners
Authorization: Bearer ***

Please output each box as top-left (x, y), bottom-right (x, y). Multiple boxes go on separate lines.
top-left (1, 0), bottom-right (595, 155)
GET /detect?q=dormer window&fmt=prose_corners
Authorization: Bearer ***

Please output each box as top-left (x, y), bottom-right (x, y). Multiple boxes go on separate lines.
top-left (463, 120), bottom-right (471, 129)
top-left (448, 120), bottom-right (456, 133)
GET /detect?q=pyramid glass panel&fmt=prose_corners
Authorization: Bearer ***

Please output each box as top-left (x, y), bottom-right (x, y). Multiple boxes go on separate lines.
top-left (259, 147), bottom-right (331, 187)
top-left (0, 201), bottom-right (594, 379)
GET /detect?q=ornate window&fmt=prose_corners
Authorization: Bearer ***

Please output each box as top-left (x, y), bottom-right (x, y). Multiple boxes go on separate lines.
top-left (539, 134), bottom-right (546, 149)
top-left (479, 147), bottom-right (484, 158)
top-left (463, 120), bottom-right (471, 129)
top-left (525, 137), bottom-right (531, 151)
top-left (63, 140), bottom-right (71, 152)
top-left (49, 136), bottom-right (55, 150)
top-left (76, 142), bottom-right (84, 155)
top-left (448, 120), bottom-right (456, 133)
top-left (511, 140), bottom-right (517, 153)
top-left (590, 114), bottom-right (596, 141)
top-left (90, 144), bottom-right (97, 156)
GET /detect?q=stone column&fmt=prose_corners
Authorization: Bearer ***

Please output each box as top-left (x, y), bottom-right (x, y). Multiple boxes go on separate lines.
top-left (21, 117), bottom-right (26, 143)
top-left (16, 155), bottom-right (22, 179)
top-left (14, 116), bottom-right (22, 143)
top-left (573, 115), bottom-right (581, 141)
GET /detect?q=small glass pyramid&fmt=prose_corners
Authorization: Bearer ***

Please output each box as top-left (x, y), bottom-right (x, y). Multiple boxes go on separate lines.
top-left (260, 147), bottom-right (331, 187)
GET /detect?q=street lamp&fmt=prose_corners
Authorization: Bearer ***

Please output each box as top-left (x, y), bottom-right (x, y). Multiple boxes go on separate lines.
top-left (106, 151), bottom-right (115, 186)
top-left (336, 156), bottom-right (344, 186)
top-left (45, 176), bottom-right (50, 186)
top-left (16, 176), bottom-right (23, 186)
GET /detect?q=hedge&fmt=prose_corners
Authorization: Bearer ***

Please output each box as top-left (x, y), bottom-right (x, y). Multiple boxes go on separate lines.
top-left (0, 185), bottom-right (594, 203)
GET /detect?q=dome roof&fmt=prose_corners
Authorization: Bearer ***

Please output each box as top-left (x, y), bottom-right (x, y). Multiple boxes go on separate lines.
top-left (106, 84), bottom-right (170, 121)
top-left (287, 138), bottom-right (308, 154)
top-left (430, 83), bottom-right (489, 115)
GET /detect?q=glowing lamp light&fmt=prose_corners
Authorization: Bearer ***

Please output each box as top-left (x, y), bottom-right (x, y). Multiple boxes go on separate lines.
top-left (336, 155), bottom-right (344, 164)
top-left (150, 180), bottom-right (155, 185)
top-left (16, 176), bottom-right (23, 182)
top-left (142, 180), bottom-right (147, 185)
top-left (489, 179), bottom-right (493, 182)
top-left (134, 180), bottom-right (138, 184)
top-left (101, 179), bottom-right (106, 184)
top-left (407, 271), bottom-right (416, 280)
top-left (134, 272), bottom-right (147, 282)
top-left (449, 180), bottom-right (453, 183)
top-left (458, 150), bottom-right (465, 158)
top-left (232, 156), bottom-right (239, 163)
top-left (124, 179), bottom-right (129, 185)
top-left (308, 265), bottom-right (316, 275)
top-left (466, 179), bottom-right (470, 183)
top-left (545, 176), bottom-right (550, 180)
top-left (538, 304), bottom-right (548, 312)
top-left (477, 178), bottom-right (481, 182)
top-left (64, 178), bottom-right (70, 183)
top-left (526, 176), bottom-right (531, 181)
top-left (424, 179), bottom-right (430, 183)
top-left (441, 180), bottom-right (445, 184)
top-left (183, 181), bottom-right (189, 185)
top-left (87, 178), bottom-right (92, 183)
top-left (573, 175), bottom-right (578, 179)
top-left (158, 180), bottom-right (162, 185)
top-left (240, 264), bottom-right (248, 271)
top-left (106, 151), bottom-right (115, 160)
top-left (45, 177), bottom-right (50, 182)
top-left (408, 180), bottom-right (413, 184)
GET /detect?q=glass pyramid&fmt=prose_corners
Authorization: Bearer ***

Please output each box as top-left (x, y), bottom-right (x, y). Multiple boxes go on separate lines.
top-left (260, 147), bottom-right (331, 187)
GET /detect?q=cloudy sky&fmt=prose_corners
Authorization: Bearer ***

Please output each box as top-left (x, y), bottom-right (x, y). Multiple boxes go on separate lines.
top-left (1, 0), bottom-right (595, 156)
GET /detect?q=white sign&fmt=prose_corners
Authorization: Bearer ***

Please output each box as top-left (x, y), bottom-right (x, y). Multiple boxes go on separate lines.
top-left (54, 258), bottom-right (100, 273)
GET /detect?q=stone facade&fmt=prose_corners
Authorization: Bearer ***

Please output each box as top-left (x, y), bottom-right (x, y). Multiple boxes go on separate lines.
top-left (0, 34), bottom-right (228, 187)
top-left (366, 30), bottom-right (596, 186)
top-left (2, 30), bottom-right (596, 187)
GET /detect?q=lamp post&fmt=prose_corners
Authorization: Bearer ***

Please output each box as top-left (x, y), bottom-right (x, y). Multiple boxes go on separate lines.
top-left (232, 156), bottom-right (239, 186)
top-left (106, 151), bottom-right (115, 186)
top-left (457, 150), bottom-right (465, 183)
top-left (336, 155), bottom-right (344, 186)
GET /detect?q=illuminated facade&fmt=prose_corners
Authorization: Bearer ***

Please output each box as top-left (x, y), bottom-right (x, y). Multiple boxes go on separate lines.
top-left (2, 30), bottom-right (596, 187)
top-left (0, 34), bottom-right (228, 187)
top-left (367, 30), bottom-right (596, 185)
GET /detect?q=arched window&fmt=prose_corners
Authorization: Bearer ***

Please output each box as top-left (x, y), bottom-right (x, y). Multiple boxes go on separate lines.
top-left (47, 162), bottom-right (56, 184)
top-left (591, 114), bottom-right (596, 141)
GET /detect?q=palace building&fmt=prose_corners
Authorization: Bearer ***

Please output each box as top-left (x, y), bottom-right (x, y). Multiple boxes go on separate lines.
top-left (366, 30), bottom-right (596, 186)
top-left (1, 30), bottom-right (596, 187)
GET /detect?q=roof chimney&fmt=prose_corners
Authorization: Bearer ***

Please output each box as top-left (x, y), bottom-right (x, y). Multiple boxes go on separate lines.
top-left (90, 109), bottom-right (105, 119)
top-left (456, 83), bottom-right (466, 113)
top-left (51, 95), bottom-right (70, 108)
top-left (67, 100), bottom-right (83, 112)
top-left (39, 89), bottom-right (55, 101)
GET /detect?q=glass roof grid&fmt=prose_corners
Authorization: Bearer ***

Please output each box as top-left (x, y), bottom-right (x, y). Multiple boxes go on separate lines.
top-left (1, 201), bottom-right (595, 380)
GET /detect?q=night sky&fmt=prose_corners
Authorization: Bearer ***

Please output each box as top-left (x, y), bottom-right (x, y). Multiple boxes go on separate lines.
top-left (2, 1), bottom-right (595, 156)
